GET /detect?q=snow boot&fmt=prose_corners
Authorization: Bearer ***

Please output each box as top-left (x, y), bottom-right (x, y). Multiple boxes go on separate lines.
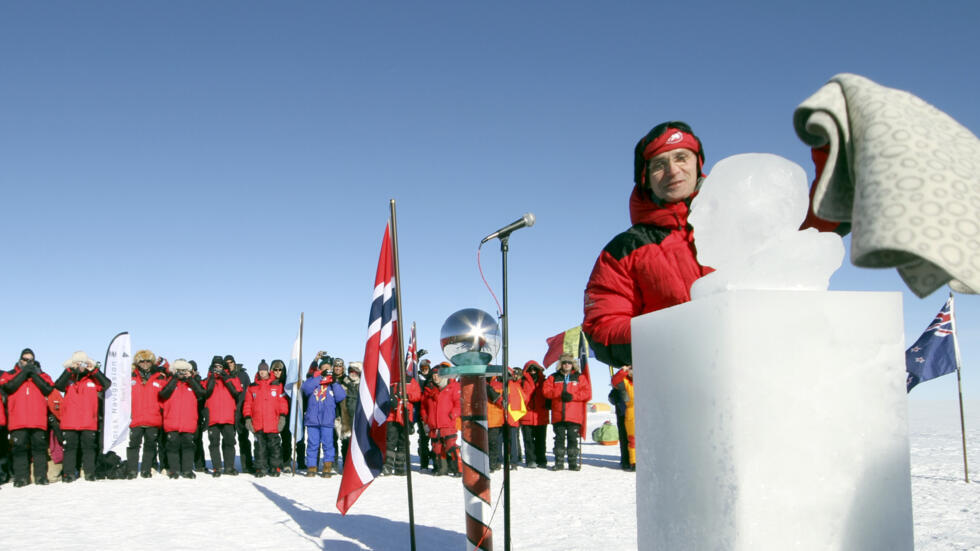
top-left (321, 462), bottom-right (333, 478)
top-left (306, 467), bottom-right (319, 477)
top-left (436, 457), bottom-right (449, 476)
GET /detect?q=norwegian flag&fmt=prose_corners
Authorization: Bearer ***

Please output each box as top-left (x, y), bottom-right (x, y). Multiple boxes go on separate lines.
top-left (906, 296), bottom-right (958, 392)
top-left (337, 223), bottom-right (397, 514)
top-left (405, 322), bottom-right (418, 380)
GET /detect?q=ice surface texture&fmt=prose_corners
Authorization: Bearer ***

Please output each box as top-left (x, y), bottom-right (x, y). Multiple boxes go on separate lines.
top-left (689, 153), bottom-right (844, 298)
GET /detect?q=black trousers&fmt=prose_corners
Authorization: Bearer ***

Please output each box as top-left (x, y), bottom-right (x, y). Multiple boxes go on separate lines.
top-left (63, 430), bottom-right (98, 478)
top-left (413, 409), bottom-right (430, 468)
top-left (127, 426), bottom-right (160, 475)
top-left (253, 432), bottom-right (282, 473)
top-left (236, 420), bottom-right (253, 471)
top-left (166, 431), bottom-right (196, 474)
top-left (616, 413), bottom-right (630, 467)
top-left (521, 424), bottom-right (548, 466)
top-left (207, 424), bottom-right (237, 472)
top-left (385, 422), bottom-right (408, 473)
top-left (552, 422), bottom-right (581, 465)
top-left (10, 428), bottom-right (47, 482)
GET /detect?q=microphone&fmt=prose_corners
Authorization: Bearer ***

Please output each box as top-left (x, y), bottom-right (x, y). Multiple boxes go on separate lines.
top-left (481, 213), bottom-right (536, 244)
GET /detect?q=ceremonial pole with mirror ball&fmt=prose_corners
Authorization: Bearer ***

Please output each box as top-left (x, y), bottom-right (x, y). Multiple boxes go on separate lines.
top-left (440, 308), bottom-right (502, 551)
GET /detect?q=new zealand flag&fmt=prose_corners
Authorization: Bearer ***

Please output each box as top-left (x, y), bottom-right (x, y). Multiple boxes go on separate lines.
top-left (905, 296), bottom-right (957, 392)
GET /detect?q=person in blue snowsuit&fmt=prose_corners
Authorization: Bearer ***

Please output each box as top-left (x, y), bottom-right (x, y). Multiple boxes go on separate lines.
top-left (300, 366), bottom-right (346, 477)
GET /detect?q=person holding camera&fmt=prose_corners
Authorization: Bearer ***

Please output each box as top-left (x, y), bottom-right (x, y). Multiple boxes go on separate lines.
top-left (225, 354), bottom-right (254, 474)
top-left (1, 348), bottom-right (56, 486)
top-left (203, 355), bottom-right (242, 476)
top-left (159, 359), bottom-right (206, 479)
top-left (520, 360), bottom-right (550, 469)
top-left (54, 351), bottom-right (112, 482)
top-left (243, 360), bottom-right (289, 477)
top-left (127, 349), bottom-right (167, 479)
top-left (300, 359), bottom-right (346, 477)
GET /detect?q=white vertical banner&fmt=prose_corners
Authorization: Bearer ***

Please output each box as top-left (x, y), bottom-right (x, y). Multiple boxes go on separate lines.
top-left (102, 332), bottom-right (132, 454)
top-left (287, 326), bottom-right (304, 442)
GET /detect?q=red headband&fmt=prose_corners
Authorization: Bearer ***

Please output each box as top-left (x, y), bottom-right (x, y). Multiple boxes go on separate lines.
top-left (642, 129), bottom-right (700, 161)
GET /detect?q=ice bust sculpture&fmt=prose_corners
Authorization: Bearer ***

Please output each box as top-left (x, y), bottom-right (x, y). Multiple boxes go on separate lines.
top-left (689, 153), bottom-right (844, 297)
top-left (632, 154), bottom-right (913, 550)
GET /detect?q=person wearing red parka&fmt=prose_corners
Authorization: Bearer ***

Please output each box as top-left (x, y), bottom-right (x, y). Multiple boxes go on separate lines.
top-left (582, 121), bottom-right (712, 368)
top-left (203, 355), bottom-right (242, 477)
top-left (0, 348), bottom-right (56, 487)
top-left (127, 349), bottom-right (167, 479)
top-left (159, 359), bottom-right (205, 479)
top-left (243, 360), bottom-right (288, 477)
top-left (542, 354), bottom-right (592, 471)
top-left (382, 374), bottom-right (421, 476)
top-left (520, 360), bottom-right (550, 469)
top-left (421, 365), bottom-right (461, 476)
top-left (54, 351), bottom-right (111, 482)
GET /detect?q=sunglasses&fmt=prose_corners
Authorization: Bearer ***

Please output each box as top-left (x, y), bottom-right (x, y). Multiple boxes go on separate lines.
top-left (271, 368), bottom-right (284, 372)
top-left (20, 357), bottom-right (32, 362)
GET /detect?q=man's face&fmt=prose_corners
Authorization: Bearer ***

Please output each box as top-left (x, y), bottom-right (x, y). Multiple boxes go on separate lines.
top-left (139, 360), bottom-right (153, 371)
top-left (271, 366), bottom-right (284, 378)
top-left (19, 354), bottom-right (34, 366)
top-left (646, 148), bottom-right (698, 203)
top-left (560, 361), bottom-right (574, 374)
top-left (226, 360), bottom-right (236, 372)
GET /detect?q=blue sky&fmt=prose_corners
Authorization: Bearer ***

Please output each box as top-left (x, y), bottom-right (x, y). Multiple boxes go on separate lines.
top-left (2, 1), bottom-right (978, 402)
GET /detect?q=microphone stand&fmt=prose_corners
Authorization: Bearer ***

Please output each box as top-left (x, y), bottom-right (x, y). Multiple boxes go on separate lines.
top-left (499, 234), bottom-right (512, 551)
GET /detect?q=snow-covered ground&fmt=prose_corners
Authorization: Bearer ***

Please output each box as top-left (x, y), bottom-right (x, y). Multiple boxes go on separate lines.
top-left (3, 401), bottom-right (977, 550)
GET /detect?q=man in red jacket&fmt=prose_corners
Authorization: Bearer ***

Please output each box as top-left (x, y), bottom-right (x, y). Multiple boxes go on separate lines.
top-left (204, 355), bottom-right (243, 477)
top-left (583, 121), bottom-right (712, 367)
top-left (159, 359), bottom-right (206, 479)
top-left (0, 348), bottom-right (55, 487)
top-left (54, 351), bottom-right (112, 482)
top-left (520, 360), bottom-right (550, 469)
top-left (421, 365), bottom-right (461, 476)
top-left (127, 349), bottom-right (167, 479)
top-left (543, 354), bottom-right (592, 471)
top-left (243, 360), bottom-right (289, 477)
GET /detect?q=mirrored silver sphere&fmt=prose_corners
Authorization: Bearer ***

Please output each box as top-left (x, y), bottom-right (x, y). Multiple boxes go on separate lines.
top-left (440, 308), bottom-right (500, 365)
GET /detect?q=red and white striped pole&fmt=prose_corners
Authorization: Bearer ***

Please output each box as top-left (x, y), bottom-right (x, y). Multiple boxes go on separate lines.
top-left (459, 373), bottom-right (493, 551)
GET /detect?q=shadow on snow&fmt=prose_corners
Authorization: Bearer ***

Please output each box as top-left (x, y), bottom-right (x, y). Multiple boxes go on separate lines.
top-left (251, 482), bottom-right (463, 550)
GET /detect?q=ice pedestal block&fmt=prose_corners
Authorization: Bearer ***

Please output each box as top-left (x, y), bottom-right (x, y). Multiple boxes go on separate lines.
top-left (632, 290), bottom-right (913, 551)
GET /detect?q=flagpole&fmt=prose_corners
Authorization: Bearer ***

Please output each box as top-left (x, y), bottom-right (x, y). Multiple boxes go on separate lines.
top-left (948, 292), bottom-right (970, 483)
top-left (389, 199), bottom-right (418, 551)
top-left (292, 312), bottom-right (304, 476)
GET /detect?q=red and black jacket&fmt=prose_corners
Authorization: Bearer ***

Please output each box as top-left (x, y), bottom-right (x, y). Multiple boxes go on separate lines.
top-left (519, 362), bottom-right (550, 426)
top-left (243, 377), bottom-right (288, 433)
top-left (55, 368), bottom-right (111, 431)
top-left (131, 369), bottom-right (167, 428)
top-left (159, 375), bottom-right (205, 433)
top-left (0, 365), bottom-right (55, 430)
top-left (583, 186), bottom-right (712, 366)
top-left (204, 373), bottom-right (242, 426)
top-left (542, 370), bottom-right (591, 425)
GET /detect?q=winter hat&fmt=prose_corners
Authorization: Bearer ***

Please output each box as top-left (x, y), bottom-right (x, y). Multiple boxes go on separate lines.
top-left (419, 358), bottom-right (431, 368)
top-left (210, 355), bottom-right (225, 368)
top-left (558, 353), bottom-right (578, 369)
top-left (523, 360), bottom-right (542, 371)
top-left (257, 360), bottom-right (269, 372)
top-left (223, 355), bottom-right (236, 365)
top-left (333, 357), bottom-right (345, 368)
top-left (172, 359), bottom-right (193, 373)
top-left (270, 359), bottom-right (286, 372)
top-left (318, 355), bottom-right (333, 368)
top-left (63, 351), bottom-right (95, 369)
top-left (348, 361), bottom-right (362, 374)
top-left (133, 349), bottom-right (157, 367)
top-left (634, 121), bottom-right (704, 186)
top-left (20, 348), bottom-right (35, 359)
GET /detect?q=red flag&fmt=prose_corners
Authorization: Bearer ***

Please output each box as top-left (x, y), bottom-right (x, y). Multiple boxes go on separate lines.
top-left (337, 223), bottom-right (397, 515)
